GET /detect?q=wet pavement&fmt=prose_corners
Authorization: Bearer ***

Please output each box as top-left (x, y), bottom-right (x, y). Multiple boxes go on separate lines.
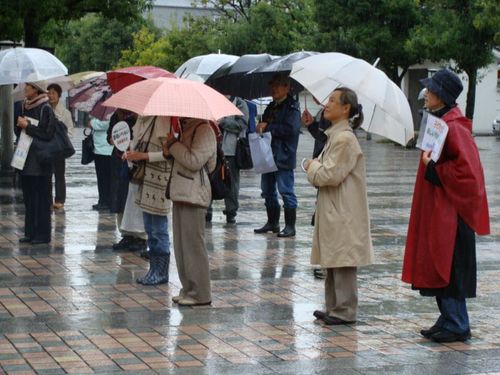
top-left (0, 129), bottom-right (499, 374)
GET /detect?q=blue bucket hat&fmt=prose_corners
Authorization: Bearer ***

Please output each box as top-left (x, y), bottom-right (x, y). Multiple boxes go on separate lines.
top-left (419, 69), bottom-right (463, 107)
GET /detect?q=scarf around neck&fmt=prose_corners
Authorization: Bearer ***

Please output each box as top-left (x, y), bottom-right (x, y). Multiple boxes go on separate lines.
top-left (24, 93), bottom-right (48, 111)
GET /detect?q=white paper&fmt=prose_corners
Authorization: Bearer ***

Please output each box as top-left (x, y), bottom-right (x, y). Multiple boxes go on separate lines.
top-left (416, 112), bottom-right (448, 162)
top-left (11, 117), bottom-right (39, 170)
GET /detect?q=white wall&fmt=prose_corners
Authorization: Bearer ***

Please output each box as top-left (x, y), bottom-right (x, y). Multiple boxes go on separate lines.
top-left (406, 60), bottom-right (499, 134)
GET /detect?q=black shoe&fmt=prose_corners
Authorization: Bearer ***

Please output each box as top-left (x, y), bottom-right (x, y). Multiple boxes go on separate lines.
top-left (430, 329), bottom-right (471, 343)
top-left (112, 236), bottom-right (134, 250)
top-left (32, 239), bottom-right (50, 245)
top-left (128, 238), bottom-right (147, 252)
top-left (205, 213), bottom-right (212, 223)
top-left (313, 268), bottom-right (326, 279)
top-left (323, 315), bottom-right (356, 325)
top-left (92, 204), bottom-right (109, 211)
top-left (313, 310), bottom-right (327, 320)
top-left (420, 325), bottom-right (441, 339)
top-left (254, 206), bottom-right (280, 234)
top-left (19, 237), bottom-right (32, 243)
top-left (226, 215), bottom-right (236, 224)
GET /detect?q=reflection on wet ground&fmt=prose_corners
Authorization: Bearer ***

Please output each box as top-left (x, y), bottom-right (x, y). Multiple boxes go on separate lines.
top-left (0, 129), bottom-right (499, 374)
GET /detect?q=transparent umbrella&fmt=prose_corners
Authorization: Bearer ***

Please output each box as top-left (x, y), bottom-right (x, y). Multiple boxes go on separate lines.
top-left (175, 53), bottom-right (239, 81)
top-left (0, 47), bottom-right (67, 85)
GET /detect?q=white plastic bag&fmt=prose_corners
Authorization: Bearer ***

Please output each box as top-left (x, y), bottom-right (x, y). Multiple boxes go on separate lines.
top-left (120, 183), bottom-right (145, 234)
top-left (248, 132), bottom-right (278, 174)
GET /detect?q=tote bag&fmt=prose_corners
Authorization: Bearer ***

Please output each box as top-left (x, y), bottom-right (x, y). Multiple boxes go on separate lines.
top-left (248, 132), bottom-right (278, 174)
top-left (33, 120), bottom-right (75, 163)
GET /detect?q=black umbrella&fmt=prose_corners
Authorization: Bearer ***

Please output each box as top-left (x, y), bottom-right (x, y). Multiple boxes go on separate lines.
top-left (244, 51), bottom-right (319, 99)
top-left (205, 53), bottom-right (277, 99)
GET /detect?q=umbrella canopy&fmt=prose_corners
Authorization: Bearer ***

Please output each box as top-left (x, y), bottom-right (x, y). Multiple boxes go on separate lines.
top-left (12, 75), bottom-right (75, 101)
top-left (175, 53), bottom-right (239, 81)
top-left (244, 51), bottom-right (319, 99)
top-left (205, 53), bottom-right (277, 98)
top-left (0, 47), bottom-right (67, 85)
top-left (107, 66), bottom-right (176, 93)
top-left (69, 74), bottom-right (115, 120)
top-left (69, 71), bottom-right (105, 86)
top-left (103, 77), bottom-right (242, 121)
top-left (290, 52), bottom-right (414, 146)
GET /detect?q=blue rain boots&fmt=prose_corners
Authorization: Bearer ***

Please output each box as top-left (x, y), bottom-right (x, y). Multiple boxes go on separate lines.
top-left (136, 254), bottom-right (170, 285)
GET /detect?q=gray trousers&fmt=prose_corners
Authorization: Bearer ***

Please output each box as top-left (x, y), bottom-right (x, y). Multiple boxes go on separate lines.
top-left (172, 203), bottom-right (212, 303)
top-left (325, 267), bottom-right (358, 321)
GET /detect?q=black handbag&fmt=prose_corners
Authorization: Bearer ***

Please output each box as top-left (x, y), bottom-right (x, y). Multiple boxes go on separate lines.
top-left (81, 127), bottom-right (95, 165)
top-left (32, 119), bottom-right (75, 164)
top-left (235, 135), bottom-right (253, 170)
top-left (129, 117), bottom-right (156, 185)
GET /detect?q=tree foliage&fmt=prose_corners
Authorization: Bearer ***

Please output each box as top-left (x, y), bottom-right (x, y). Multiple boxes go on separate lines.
top-left (116, 27), bottom-right (170, 69)
top-left (195, 0), bottom-right (316, 55)
top-left (407, 0), bottom-right (499, 118)
top-left (44, 14), bottom-right (145, 73)
top-left (314, 0), bottom-right (422, 86)
top-left (0, 0), bottom-right (151, 47)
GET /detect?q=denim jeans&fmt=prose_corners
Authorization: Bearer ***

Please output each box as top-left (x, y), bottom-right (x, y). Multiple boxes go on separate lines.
top-left (261, 169), bottom-right (297, 209)
top-left (143, 212), bottom-right (170, 256)
top-left (435, 297), bottom-right (470, 333)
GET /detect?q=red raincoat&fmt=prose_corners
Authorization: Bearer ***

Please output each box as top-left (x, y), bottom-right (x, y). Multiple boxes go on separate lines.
top-left (402, 106), bottom-right (490, 289)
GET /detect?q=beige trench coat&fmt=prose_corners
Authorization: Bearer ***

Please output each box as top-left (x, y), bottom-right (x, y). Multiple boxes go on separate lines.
top-left (307, 120), bottom-right (374, 268)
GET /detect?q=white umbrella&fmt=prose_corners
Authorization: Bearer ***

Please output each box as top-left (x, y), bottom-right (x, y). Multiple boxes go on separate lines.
top-left (0, 47), bottom-right (68, 85)
top-left (290, 52), bottom-right (414, 146)
top-left (175, 53), bottom-right (239, 81)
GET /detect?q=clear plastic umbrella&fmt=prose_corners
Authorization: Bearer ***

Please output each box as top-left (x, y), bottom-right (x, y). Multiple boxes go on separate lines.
top-left (0, 47), bottom-right (67, 85)
top-left (175, 53), bottom-right (239, 81)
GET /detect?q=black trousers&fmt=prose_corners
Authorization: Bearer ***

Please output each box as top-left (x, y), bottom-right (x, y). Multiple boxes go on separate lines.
top-left (21, 175), bottom-right (52, 241)
top-left (52, 157), bottom-right (66, 203)
top-left (94, 154), bottom-right (112, 207)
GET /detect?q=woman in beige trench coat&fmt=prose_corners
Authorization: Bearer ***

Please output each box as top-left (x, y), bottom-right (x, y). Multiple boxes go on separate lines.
top-left (303, 87), bottom-right (374, 325)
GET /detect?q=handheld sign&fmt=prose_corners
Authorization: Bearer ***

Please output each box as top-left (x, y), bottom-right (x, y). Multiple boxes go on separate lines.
top-left (416, 112), bottom-right (448, 162)
top-left (111, 121), bottom-right (131, 152)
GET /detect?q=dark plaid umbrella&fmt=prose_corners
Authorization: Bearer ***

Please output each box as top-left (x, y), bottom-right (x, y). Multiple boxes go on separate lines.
top-left (244, 51), bottom-right (319, 98)
top-left (205, 54), bottom-right (277, 99)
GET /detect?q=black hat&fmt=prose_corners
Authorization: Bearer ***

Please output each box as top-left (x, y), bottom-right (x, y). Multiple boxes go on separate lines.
top-left (419, 69), bottom-right (463, 107)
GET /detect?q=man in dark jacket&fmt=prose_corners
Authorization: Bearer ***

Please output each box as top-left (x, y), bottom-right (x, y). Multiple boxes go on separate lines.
top-left (254, 73), bottom-right (301, 237)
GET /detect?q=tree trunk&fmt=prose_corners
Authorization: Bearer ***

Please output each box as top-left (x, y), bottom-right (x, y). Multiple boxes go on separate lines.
top-left (465, 67), bottom-right (476, 120)
top-left (23, 14), bottom-right (40, 47)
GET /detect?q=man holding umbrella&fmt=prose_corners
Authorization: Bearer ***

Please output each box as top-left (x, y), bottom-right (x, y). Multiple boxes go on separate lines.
top-left (254, 73), bottom-right (301, 237)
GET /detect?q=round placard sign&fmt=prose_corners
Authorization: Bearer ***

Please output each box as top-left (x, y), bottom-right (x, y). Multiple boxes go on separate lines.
top-left (111, 121), bottom-right (131, 152)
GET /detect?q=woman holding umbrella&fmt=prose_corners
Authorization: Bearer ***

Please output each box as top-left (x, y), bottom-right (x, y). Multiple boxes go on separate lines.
top-left (15, 81), bottom-right (57, 244)
top-left (303, 87), bottom-right (374, 325)
top-left (163, 117), bottom-right (217, 306)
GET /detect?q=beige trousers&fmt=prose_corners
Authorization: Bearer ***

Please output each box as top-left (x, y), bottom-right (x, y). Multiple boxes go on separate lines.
top-left (172, 203), bottom-right (211, 303)
top-left (325, 267), bottom-right (358, 321)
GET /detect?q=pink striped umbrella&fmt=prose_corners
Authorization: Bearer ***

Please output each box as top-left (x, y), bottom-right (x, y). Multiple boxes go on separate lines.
top-left (103, 77), bottom-right (242, 121)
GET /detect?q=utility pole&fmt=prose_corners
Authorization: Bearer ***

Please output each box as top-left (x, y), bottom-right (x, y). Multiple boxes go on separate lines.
top-left (0, 41), bottom-right (20, 175)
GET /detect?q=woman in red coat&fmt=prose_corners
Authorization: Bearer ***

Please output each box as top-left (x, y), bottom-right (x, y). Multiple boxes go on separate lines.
top-left (402, 69), bottom-right (489, 343)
